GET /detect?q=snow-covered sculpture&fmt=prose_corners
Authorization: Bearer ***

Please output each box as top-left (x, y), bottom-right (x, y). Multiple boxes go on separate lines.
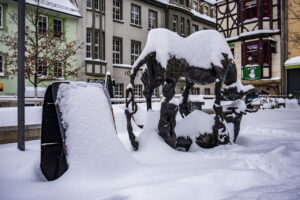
top-left (125, 29), bottom-right (254, 151)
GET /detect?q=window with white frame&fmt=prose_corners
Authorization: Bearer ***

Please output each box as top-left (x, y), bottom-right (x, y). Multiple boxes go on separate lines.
top-left (0, 5), bottom-right (3, 28)
top-left (38, 15), bottom-right (48, 34)
top-left (113, 0), bottom-right (122, 20)
top-left (131, 40), bottom-right (141, 65)
top-left (180, 17), bottom-right (185, 35)
top-left (191, 87), bottom-right (200, 95)
top-left (203, 4), bottom-right (209, 15)
top-left (113, 37), bottom-right (122, 64)
top-left (37, 60), bottom-right (47, 76)
top-left (114, 83), bottom-right (124, 98)
top-left (94, 30), bottom-right (100, 59)
top-left (95, 0), bottom-right (100, 10)
top-left (192, 1), bottom-right (199, 10)
top-left (0, 54), bottom-right (4, 75)
top-left (152, 88), bottom-right (159, 97)
top-left (86, 29), bottom-right (92, 58)
top-left (53, 19), bottom-right (63, 38)
top-left (87, 0), bottom-right (92, 9)
top-left (192, 24), bottom-right (198, 32)
top-left (54, 61), bottom-right (63, 78)
top-left (131, 4), bottom-right (141, 26)
top-left (148, 10), bottom-right (157, 29)
top-left (172, 15), bottom-right (178, 32)
top-left (134, 85), bottom-right (142, 97)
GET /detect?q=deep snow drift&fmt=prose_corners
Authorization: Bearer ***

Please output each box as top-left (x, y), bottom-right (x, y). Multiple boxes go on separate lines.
top-left (56, 82), bottom-right (140, 180)
top-left (1, 100), bottom-right (300, 200)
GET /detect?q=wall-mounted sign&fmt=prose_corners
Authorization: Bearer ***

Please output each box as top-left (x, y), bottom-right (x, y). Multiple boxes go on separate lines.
top-left (243, 66), bottom-right (261, 80)
top-left (0, 83), bottom-right (3, 91)
top-left (87, 77), bottom-right (105, 85)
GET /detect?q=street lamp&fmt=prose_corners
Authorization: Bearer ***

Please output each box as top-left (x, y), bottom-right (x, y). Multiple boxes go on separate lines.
top-left (18, 0), bottom-right (25, 151)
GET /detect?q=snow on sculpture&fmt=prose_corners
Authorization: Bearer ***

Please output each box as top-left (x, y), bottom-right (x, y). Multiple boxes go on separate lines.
top-left (125, 28), bottom-right (254, 151)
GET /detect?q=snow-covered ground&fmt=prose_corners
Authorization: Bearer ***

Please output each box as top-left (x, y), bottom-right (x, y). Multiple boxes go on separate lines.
top-left (1, 100), bottom-right (300, 199)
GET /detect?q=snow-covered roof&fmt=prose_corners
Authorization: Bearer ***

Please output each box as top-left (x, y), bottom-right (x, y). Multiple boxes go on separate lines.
top-left (154, 0), bottom-right (216, 24)
top-left (226, 29), bottom-right (280, 41)
top-left (26, 0), bottom-right (81, 17)
top-left (284, 56), bottom-right (300, 66)
top-left (133, 28), bottom-right (233, 70)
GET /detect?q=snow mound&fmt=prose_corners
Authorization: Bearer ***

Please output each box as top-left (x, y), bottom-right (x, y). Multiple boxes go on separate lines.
top-left (133, 28), bottom-right (233, 70)
top-left (56, 82), bottom-right (140, 180)
top-left (284, 56), bottom-right (300, 66)
top-left (222, 79), bottom-right (254, 92)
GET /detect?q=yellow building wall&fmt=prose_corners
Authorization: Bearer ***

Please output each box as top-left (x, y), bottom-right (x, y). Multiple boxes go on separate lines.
top-left (288, 0), bottom-right (300, 58)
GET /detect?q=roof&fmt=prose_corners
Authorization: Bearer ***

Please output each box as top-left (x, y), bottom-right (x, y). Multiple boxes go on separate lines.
top-left (26, 0), bottom-right (81, 17)
top-left (284, 56), bottom-right (300, 66)
top-left (154, 0), bottom-right (216, 24)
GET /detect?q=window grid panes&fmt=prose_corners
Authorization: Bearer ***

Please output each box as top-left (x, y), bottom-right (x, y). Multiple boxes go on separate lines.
top-left (134, 85), bottom-right (143, 97)
top-left (54, 61), bottom-right (63, 78)
top-left (148, 10), bottom-right (157, 29)
top-left (86, 29), bottom-right (92, 58)
top-left (113, 38), bottom-right (122, 64)
top-left (95, 0), bottom-right (100, 10)
top-left (0, 5), bottom-right (3, 28)
top-left (113, 0), bottom-right (122, 20)
top-left (94, 30), bottom-right (100, 59)
top-left (172, 15), bottom-right (178, 32)
top-left (114, 83), bottom-right (124, 98)
top-left (53, 19), bottom-right (63, 38)
top-left (131, 41), bottom-right (141, 65)
top-left (152, 88), bottom-right (159, 97)
top-left (87, 0), bottom-right (92, 8)
top-left (0, 54), bottom-right (3, 74)
top-left (180, 17), bottom-right (185, 35)
top-left (37, 60), bottom-right (47, 76)
top-left (131, 4), bottom-right (141, 25)
top-left (38, 15), bottom-right (48, 34)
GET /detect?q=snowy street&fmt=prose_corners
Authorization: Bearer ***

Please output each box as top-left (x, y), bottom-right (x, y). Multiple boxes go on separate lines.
top-left (1, 101), bottom-right (300, 200)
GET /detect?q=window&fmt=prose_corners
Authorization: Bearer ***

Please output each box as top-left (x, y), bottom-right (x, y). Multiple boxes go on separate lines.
top-left (100, 31), bottom-right (105, 60)
top-left (0, 5), bottom-right (3, 28)
top-left (86, 29), bottom-right (92, 58)
top-left (131, 41), bottom-right (141, 65)
top-left (54, 61), bottom-right (63, 78)
top-left (87, 0), bottom-right (92, 8)
top-left (203, 4), bottom-right (209, 15)
top-left (113, 37), bottom-right (122, 64)
top-left (180, 17), bottom-right (185, 35)
top-left (94, 30), bottom-right (100, 59)
top-left (172, 15), bottom-right (178, 32)
top-left (243, 0), bottom-right (257, 20)
top-left (131, 4), bottom-right (141, 26)
top-left (113, 0), bottom-right (122, 20)
top-left (95, 0), bottom-right (100, 10)
top-left (148, 10), bottom-right (157, 29)
top-left (204, 88), bottom-right (210, 95)
top-left (38, 15), bottom-right (48, 34)
top-left (0, 54), bottom-right (3, 75)
top-left (191, 87), bottom-right (200, 95)
top-left (114, 83), bottom-right (124, 98)
top-left (193, 1), bottom-right (199, 10)
top-left (192, 24), bottom-right (198, 32)
top-left (244, 40), bottom-right (270, 66)
top-left (101, 0), bottom-right (105, 12)
top-left (134, 85), bottom-right (143, 97)
top-left (262, 0), bottom-right (270, 18)
top-left (152, 88), bottom-right (159, 97)
top-left (187, 19), bottom-right (190, 35)
top-left (53, 19), bottom-right (63, 38)
top-left (203, 27), bottom-right (208, 30)
top-left (37, 60), bottom-right (47, 76)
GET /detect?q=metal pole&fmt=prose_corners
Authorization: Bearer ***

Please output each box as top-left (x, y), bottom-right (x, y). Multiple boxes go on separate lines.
top-left (18, 0), bottom-right (26, 151)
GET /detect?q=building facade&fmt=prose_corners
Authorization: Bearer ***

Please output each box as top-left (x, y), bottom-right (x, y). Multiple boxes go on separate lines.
top-left (216, 0), bottom-right (282, 95)
top-left (0, 0), bottom-right (80, 96)
top-left (282, 0), bottom-right (300, 95)
top-left (77, 0), bottom-right (217, 98)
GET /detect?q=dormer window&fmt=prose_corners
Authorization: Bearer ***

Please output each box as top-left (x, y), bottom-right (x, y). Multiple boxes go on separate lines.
top-left (203, 4), bottom-right (209, 15)
top-left (243, 0), bottom-right (257, 20)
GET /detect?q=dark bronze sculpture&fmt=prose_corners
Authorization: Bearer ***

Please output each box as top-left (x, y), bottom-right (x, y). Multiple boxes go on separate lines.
top-left (125, 31), bottom-right (253, 151)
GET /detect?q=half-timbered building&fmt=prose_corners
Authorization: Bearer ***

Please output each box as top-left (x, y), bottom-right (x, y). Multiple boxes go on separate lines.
top-left (216, 0), bottom-right (282, 95)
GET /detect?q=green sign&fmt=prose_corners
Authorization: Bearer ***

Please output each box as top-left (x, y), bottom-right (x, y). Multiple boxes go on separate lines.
top-left (243, 66), bottom-right (261, 80)
top-left (228, 43), bottom-right (235, 48)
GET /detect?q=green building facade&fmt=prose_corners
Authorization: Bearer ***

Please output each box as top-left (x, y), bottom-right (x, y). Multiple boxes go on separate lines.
top-left (0, 0), bottom-right (80, 96)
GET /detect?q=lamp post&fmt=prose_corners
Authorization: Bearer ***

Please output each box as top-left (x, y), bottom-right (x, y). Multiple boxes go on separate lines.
top-left (17, 0), bottom-right (26, 151)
